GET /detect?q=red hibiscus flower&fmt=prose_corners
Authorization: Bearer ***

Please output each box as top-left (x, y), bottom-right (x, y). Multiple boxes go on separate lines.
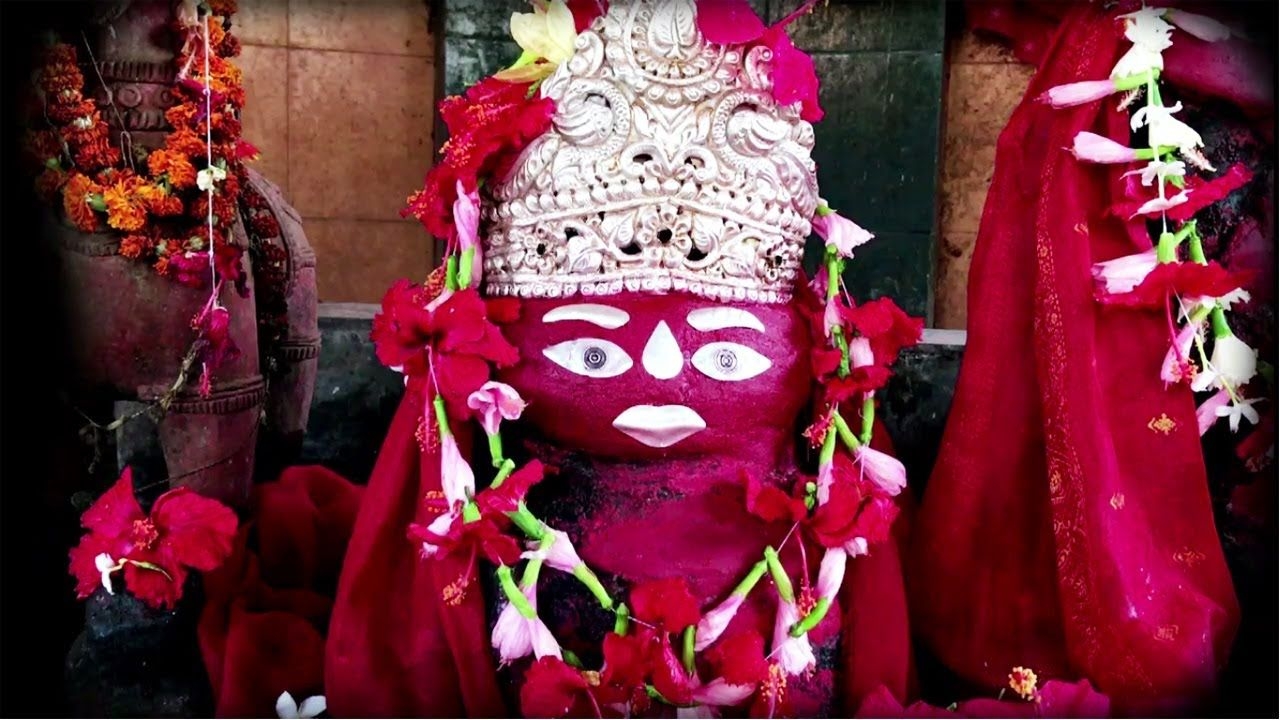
top-left (1098, 260), bottom-right (1252, 310)
top-left (520, 657), bottom-right (598, 718)
top-left (705, 631), bottom-right (770, 686)
top-left (68, 467), bottom-right (239, 609)
top-left (630, 577), bottom-right (701, 634)
top-left (407, 512), bottom-right (521, 566)
top-left (806, 454), bottom-right (899, 549)
top-left (475, 460), bottom-right (547, 517)
top-left (404, 77), bottom-right (556, 239)
top-left (742, 471), bottom-right (807, 525)
top-left (843, 297), bottom-right (924, 367)
top-left (371, 283), bottom-right (520, 418)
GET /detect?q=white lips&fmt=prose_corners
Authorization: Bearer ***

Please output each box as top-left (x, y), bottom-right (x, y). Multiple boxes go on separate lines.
top-left (612, 405), bottom-right (707, 448)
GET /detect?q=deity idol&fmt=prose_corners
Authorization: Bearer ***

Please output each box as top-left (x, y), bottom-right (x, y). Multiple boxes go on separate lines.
top-left (323, 1), bottom-right (921, 716)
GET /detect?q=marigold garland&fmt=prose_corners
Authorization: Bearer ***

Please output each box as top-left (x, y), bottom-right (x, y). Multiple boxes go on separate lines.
top-left (23, 5), bottom-right (256, 292)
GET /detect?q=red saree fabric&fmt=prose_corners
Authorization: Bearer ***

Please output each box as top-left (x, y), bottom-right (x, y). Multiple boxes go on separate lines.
top-left (910, 3), bottom-right (1262, 716)
top-left (323, 386), bottom-right (507, 718)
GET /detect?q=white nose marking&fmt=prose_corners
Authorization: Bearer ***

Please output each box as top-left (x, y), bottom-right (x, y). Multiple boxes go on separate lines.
top-left (642, 321), bottom-right (683, 380)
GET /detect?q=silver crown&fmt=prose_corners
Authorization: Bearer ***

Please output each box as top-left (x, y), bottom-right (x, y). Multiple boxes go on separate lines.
top-left (482, 0), bottom-right (821, 304)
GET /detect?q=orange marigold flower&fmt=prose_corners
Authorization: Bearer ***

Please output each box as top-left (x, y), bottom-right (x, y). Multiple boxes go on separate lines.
top-left (148, 149), bottom-right (197, 189)
top-left (166, 127), bottom-right (205, 157)
top-left (73, 136), bottom-right (121, 173)
top-left (103, 177), bottom-right (150, 232)
top-left (207, 0), bottom-right (238, 15)
top-left (62, 172), bottom-right (103, 232)
top-left (40, 64), bottom-right (84, 94)
top-left (153, 255), bottom-right (171, 275)
top-left (119, 234), bottom-right (155, 259)
top-left (165, 103), bottom-right (199, 129)
top-left (1008, 666), bottom-right (1038, 701)
top-left (207, 17), bottom-right (227, 47)
top-left (150, 194), bottom-right (185, 217)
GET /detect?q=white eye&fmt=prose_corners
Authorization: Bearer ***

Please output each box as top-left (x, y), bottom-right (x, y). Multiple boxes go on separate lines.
top-left (691, 342), bottom-right (771, 381)
top-left (543, 338), bottom-right (633, 378)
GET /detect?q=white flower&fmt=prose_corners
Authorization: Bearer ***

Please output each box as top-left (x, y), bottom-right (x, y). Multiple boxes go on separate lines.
top-left (94, 553), bottom-right (121, 595)
top-left (1132, 102), bottom-right (1206, 159)
top-left (196, 165), bottom-right (227, 192)
top-left (1124, 159), bottom-right (1185, 187)
top-left (275, 691), bottom-right (326, 719)
top-left (1110, 7), bottom-right (1174, 78)
top-left (1216, 397), bottom-right (1262, 433)
top-left (1192, 334), bottom-right (1258, 392)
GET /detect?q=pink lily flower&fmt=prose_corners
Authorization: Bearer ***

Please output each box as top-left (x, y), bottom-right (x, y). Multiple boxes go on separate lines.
top-left (816, 548), bottom-right (847, 602)
top-left (1168, 9), bottom-right (1232, 42)
top-left (1197, 389), bottom-right (1231, 435)
top-left (492, 583), bottom-right (562, 665)
top-left (1037, 79), bottom-right (1119, 108)
top-left (440, 432), bottom-right (476, 507)
top-left (1133, 190), bottom-right (1190, 217)
top-left (1161, 322), bottom-right (1202, 386)
top-left (684, 678), bottom-right (757, 716)
top-left (453, 180), bottom-right (483, 288)
top-left (808, 265), bottom-right (829, 296)
top-left (853, 445), bottom-right (907, 497)
top-left (843, 536), bottom-right (870, 558)
top-left (823, 295), bottom-right (841, 339)
top-left (813, 211), bottom-right (874, 258)
top-left (848, 336), bottom-right (875, 369)
top-left (695, 593), bottom-right (747, 651)
top-left (522, 528), bottom-right (584, 574)
top-left (1090, 247), bottom-right (1158, 295)
top-left (815, 457), bottom-right (835, 505)
top-left (771, 594), bottom-right (815, 676)
top-left (467, 381), bottom-right (527, 436)
top-left (1070, 131), bottom-right (1140, 164)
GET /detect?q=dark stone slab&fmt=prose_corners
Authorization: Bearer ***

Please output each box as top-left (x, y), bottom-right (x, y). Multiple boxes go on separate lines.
top-left (881, 329), bottom-right (965, 497)
top-left (65, 586), bottom-right (212, 718)
top-left (444, 0), bottom-right (525, 39)
top-left (784, 0), bottom-right (895, 52)
top-left (442, 36), bottom-right (521, 97)
top-left (298, 305), bottom-right (404, 484)
top-left (889, 0), bottom-right (947, 51)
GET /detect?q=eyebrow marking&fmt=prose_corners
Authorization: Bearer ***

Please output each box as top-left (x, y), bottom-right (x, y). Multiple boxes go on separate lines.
top-left (686, 307), bottom-right (765, 333)
top-left (542, 304), bottom-right (631, 329)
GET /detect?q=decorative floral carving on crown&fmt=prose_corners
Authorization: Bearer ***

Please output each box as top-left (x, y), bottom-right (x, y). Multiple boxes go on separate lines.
top-left (483, 0), bottom-right (821, 304)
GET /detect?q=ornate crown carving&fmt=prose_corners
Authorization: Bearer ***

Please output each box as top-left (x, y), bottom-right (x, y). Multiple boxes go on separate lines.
top-left (482, 0), bottom-right (821, 304)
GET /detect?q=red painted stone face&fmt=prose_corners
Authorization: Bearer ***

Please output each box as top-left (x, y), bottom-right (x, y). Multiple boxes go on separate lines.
top-left (497, 292), bottom-right (814, 461)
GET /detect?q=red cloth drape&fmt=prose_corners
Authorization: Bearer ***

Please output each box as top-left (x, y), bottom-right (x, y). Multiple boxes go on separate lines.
top-left (323, 386), bottom-right (507, 718)
top-left (198, 465), bottom-right (364, 717)
top-left (911, 3), bottom-right (1271, 716)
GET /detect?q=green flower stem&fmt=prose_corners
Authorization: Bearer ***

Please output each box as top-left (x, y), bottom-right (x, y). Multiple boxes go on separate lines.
top-left (681, 626), bottom-right (696, 674)
top-left (1210, 308), bottom-right (1232, 339)
top-left (825, 252), bottom-right (842, 301)
top-left (432, 395), bottom-right (451, 438)
top-left (816, 201), bottom-right (834, 217)
top-left (520, 557), bottom-right (544, 588)
top-left (789, 597), bottom-right (832, 638)
top-left (126, 559), bottom-right (173, 582)
top-left (614, 603), bottom-right (631, 635)
top-left (572, 564), bottom-right (614, 610)
top-left (859, 395), bottom-right (875, 445)
top-left (497, 565), bottom-right (536, 619)
top-left (490, 458), bottom-right (516, 488)
top-left (1147, 69), bottom-right (1163, 107)
top-left (457, 247), bottom-right (475, 290)
top-left (445, 255), bottom-right (460, 291)
top-left (487, 432), bottom-right (505, 467)
top-left (833, 328), bottom-right (852, 378)
top-left (562, 648), bottom-right (584, 669)
top-left (1115, 70), bottom-right (1156, 92)
top-left (733, 560), bottom-right (769, 598)
top-left (819, 423), bottom-right (838, 465)
top-left (509, 502), bottom-right (548, 541)
top-left (462, 501), bottom-right (481, 523)
top-left (831, 412), bottom-right (861, 452)
top-left (1185, 226), bottom-right (1208, 264)
top-left (763, 547), bottom-right (795, 603)
top-left (1155, 232), bottom-right (1178, 264)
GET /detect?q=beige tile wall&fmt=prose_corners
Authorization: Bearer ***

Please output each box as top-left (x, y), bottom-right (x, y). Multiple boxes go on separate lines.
top-left (935, 30), bottom-right (1035, 329)
top-left (234, 0), bottom-right (436, 303)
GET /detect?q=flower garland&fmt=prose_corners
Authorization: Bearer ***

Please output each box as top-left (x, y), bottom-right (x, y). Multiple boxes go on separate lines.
top-left (23, 0), bottom-right (254, 395)
top-left (1039, 7), bottom-right (1265, 438)
top-left (378, 1), bottom-right (923, 716)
